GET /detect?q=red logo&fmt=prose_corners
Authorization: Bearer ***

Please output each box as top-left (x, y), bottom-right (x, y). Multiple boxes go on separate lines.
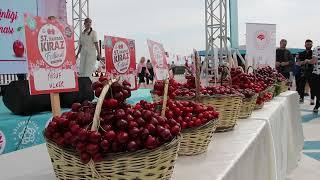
top-left (257, 34), bottom-right (265, 41)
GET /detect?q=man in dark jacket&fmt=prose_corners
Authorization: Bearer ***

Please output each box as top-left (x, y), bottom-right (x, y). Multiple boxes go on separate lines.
top-left (297, 39), bottom-right (315, 104)
top-left (276, 39), bottom-right (294, 79)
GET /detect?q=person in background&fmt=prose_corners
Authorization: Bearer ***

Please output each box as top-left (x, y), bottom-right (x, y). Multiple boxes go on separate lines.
top-left (146, 59), bottom-right (154, 85)
top-left (137, 57), bottom-right (149, 88)
top-left (170, 61), bottom-right (176, 77)
top-left (75, 18), bottom-right (101, 78)
top-left (293, 54), bottom-right (301, 92)
top-left (297, 39), bottom-right (315, 104)
top-left (276, 39), bottom-right (294, 79)
top-left (311, 46), bottom-right (320, 113)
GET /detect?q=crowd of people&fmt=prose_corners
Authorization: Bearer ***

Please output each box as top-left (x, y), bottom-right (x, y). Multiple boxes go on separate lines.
top-left (276, 39), bottom-right (320, 112)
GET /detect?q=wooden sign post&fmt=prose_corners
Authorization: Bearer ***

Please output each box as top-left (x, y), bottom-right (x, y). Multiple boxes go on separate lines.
top-left (194, 49), bottom-right (201, 102)
top-left (50, 93), bottom-right (61, 117)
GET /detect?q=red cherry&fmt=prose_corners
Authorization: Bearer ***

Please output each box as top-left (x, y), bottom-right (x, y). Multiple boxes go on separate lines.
top-left (76, 142), bottom-right (87, 152)
top-left (56, 137), bottom-right (65, 147)
top-left (78, 129), bottom-right (87, 141)
top-left (194, 119), bottom-right (202, 127)
top-left (138, 127), bottom-right (148, 139)
top-left (188, 121), bottom-right (195, 128)
top-left (157, 116), bottom-right (166, 125)
top-left (91, 81), bottom-right (103, 91)
top-left (133, 110), bottom-right (142, 118)
top-left (145, 135), bottom-right (157, 150)
top-left (136, 117), bottom-right (146, 126)
top-left (103, 99), bottom-right (119, 109)
top-left (104, 131), bottom-right (116, 142)
top-left (127, 141), bottom-right (138, 152)
top-left (128, 121), bottom-right (139, 129)
top-left (89, 132), bottom-right (102, 143)
top-left (170, 125), bottom-right (181, 136)
top-left (156, 125), bottom-right (165, 135)
top-left (142, 110), bottom-right (153, 120)
top-left (86, 144), bottom-right (99, 155)
top-left (160, 129), bottom-right (172, 141)
top-left (63, 132), bottom-right (73, 142)
top-left (117, 131), bottom-right (129, 144)
top-left (100, 140), bottom-right (110, 151)
top-left (95, 87), bottom-right (103, 97)
top-left (80, 152), bottom-right (91, 164)
top-left (99, 76), bottom-right (109, 83)
top-left (150, 117), bottom-right (159, 126)
top-left (116, 119), bottom-right (128, 130)
top-left (47, 121), bottom-right (58, 131)
top-left (93, 153), bottom-right (103, 163)
top-left (115, 109), bottom-right (126, 119)
top-left (166, 111), bottom-right (174, 119)
top-left (71, 103), bottom-right (82, 112)
top-left (145, 123), bottom-right (156, 135)
top-left (129, 127), bottom-right (140, 138)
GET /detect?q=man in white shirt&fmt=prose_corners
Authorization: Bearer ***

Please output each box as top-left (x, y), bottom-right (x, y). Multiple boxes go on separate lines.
top-left (311, 46), bottom-right (320, 112)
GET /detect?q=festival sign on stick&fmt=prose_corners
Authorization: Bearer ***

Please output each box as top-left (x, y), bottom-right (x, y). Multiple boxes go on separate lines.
top-left (105, 35), bottom-right (137, 90)
top-left (147, 39), bottom-right (169, 80)
top-left (24, 15), bottom-right (78, 115)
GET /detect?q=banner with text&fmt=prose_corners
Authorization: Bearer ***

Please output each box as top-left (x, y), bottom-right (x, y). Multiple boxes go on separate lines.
top-left (24, 15), bottom-right (78, 95)
top-left (147, 39), bottom-right (168, 80)
top-left (246, 23), bottom-right (276, 69)
top-left (105, 36), bottom-right (137, 90)
top-left (0, 0), bottom-right (67, 74)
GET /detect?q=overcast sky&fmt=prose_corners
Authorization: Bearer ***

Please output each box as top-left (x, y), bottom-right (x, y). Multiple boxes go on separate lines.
top-left (68, 0), bottom-right (320, 58)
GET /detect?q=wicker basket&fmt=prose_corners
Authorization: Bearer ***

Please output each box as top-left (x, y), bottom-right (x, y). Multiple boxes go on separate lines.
top-left (199, 95), bottom-right (242, 132)
top-left (280, 81), bottom-right (289, 93)
top-left (266, 85), bottom-right (275, 101)
top-left (45, 80), bottom-right (182, 180)
top-left (254, 102), bottom-right (264, 110)
top-left (239, 94), bottom-right (258, 119)
top-left (254, 90), bottom-right (266, 110)
top-left (46, 136), bottom-right (181, 180)
top-left (179, 119), bottom-right (218, 156)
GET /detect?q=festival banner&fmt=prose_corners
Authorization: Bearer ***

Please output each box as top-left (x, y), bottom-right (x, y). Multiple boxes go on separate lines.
top-left (0, 0), bottom-right (67, 74)
top-left (105, 35), bottom-right (137, 90)
top-left (147, 39), bottom-right (169, 80)
top-left (246, 23), bottom-right (276, 69)
top-left (24, 15), bottom-right (78, 95)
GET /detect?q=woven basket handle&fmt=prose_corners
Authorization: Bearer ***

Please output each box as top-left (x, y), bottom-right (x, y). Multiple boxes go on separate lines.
top-left (161, 77), bottom-right (169, 117)
top-left (246, 66), bottom-right (255, 74)
top-left (91, 78), bottom-right (117, 131)
top-left (238, 66), bottom-right (245, 73)
top-left (220, 65), bottom-right (231, 86)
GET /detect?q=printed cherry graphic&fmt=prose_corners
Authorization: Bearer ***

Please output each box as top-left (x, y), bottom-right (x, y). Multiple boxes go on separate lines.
top-left (13, 40), bottom-right (24, 57)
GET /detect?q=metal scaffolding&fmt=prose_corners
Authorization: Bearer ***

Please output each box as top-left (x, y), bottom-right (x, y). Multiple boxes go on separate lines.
top-left (204, 0), bottom-right (229, 81)
top-left (71, 0), bottom-right (89, 46)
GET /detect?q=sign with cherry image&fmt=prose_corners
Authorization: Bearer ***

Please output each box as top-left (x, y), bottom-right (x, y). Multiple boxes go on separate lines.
top-left (105, 36), bottom-right (137, 90)
top-left (24, 15), bottom-right (78, 95)
top-left (147, 39), bottom-right (169, 80)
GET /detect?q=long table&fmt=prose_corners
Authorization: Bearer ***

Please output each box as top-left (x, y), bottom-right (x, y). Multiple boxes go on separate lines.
top-left (0, 91), bottom-right (304, 180)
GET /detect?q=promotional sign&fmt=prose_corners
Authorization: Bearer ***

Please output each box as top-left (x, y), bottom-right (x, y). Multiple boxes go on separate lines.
top-left (105, 36), bottom-right (137, 90)
top-left (0, 0), bottom-right (67, 74)
top-left (147, 39), bottom-right (169, 80)
top-left (246, 23), bottom-right (276, 69)
top-left (24, 15), bottom-right (78, 95)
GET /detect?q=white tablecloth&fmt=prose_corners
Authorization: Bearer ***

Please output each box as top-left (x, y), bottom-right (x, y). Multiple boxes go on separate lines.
top-left (250, 91), bottom-right (304, 180)
top-left (0, 92), bottom-right (304, 180)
